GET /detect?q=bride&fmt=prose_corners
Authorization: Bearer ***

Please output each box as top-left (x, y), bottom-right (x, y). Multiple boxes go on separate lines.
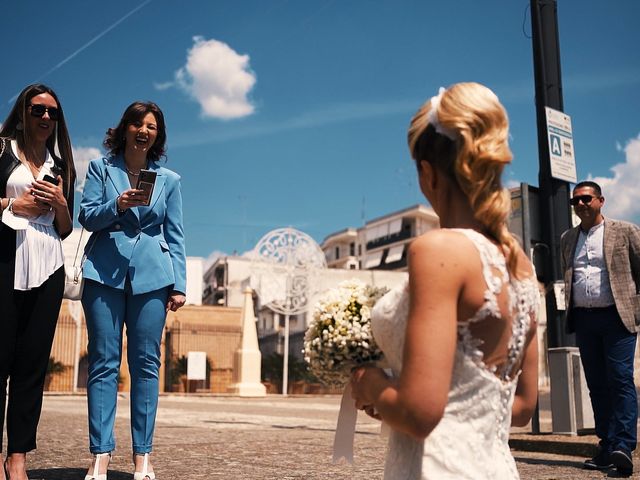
top-left (351, 82), bottom-right (539, 479)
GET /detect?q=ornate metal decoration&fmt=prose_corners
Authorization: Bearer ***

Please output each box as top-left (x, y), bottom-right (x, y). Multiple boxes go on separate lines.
top-left (251, 227), bottom-right (327, 315)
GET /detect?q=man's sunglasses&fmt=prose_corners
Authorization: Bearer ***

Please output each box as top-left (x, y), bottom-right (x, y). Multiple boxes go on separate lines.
top-left (569, 194), bottom-right (598, 206)
top-left (29, 104), bottom-right (60, 121)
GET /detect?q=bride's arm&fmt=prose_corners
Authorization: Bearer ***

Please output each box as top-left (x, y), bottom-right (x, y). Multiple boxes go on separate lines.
top-left (511, 329), bottom-right (539, 426)
top-left (351, 232), bottom-right (464, 440)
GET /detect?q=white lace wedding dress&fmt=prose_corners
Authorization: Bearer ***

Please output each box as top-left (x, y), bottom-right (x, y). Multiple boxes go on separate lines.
top-left (371, 229), bottom-right (539, 479)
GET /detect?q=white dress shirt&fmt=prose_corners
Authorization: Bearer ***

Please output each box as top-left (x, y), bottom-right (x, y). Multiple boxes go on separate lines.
top-left (572, 220), bottom-right (615, 308)
top-left (1, 140), bottom-right (64, 290)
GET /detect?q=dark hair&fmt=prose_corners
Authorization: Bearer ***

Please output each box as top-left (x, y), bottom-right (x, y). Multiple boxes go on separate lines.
top-left (103, 101), bottom-right (167, 161)
top-left (574, 181), bottom-right (602, 197)
top-left (0, 84), bottom-right (75, 195)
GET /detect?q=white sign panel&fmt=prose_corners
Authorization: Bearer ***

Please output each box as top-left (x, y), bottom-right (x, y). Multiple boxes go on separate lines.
top-left (553, 281), bottom-right (566, 311)
top-left (545, 107), bottom-right (577, 183)
top-left (187, 351), bottom-right (207, 380)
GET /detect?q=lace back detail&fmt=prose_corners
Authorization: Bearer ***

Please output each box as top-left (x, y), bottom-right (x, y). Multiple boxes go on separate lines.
top-left (370, 228), bottom-right (539, 479)
top-left (453, 229), bottom-right (535, 383)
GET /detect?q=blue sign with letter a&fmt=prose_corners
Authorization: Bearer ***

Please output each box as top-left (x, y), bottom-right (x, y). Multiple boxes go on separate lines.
top-left (549, 134), bottom-right (562, 156)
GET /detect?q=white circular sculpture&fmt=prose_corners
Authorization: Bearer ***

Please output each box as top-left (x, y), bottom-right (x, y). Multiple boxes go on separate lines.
top-left (251, 227), bottom-right (327, 395)
top-left (252, 227), bottom-right (327, 315)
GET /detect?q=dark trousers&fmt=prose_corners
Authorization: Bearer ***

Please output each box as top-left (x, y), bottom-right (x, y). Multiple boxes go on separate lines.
top-left (574, 306), bottom-right (638, 453)
top-left (0, 260), bottom-right (64, 454)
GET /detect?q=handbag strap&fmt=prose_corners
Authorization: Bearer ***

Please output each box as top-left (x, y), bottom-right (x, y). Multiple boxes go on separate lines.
top-left (72, 228), bottom-right (99, 270)
top-left (72, 227), bottom-right (85, 268)
top-left (72, 161), bottom-right (106, 272)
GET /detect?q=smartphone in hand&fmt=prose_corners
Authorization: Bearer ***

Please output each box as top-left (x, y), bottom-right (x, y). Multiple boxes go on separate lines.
top-left (135, 169), bottom-right (157, 206)
top-left (43, 174), bottom-right (59, 185)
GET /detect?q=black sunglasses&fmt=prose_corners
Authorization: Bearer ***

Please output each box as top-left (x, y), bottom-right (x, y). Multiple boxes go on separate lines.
top-left (569, 194), bottom-right (598, 206)
top-left (29, 104), bottom-right (60, 121)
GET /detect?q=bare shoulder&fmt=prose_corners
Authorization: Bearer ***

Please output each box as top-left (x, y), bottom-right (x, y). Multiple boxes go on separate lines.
top-left (407, 231), bottom-right (472, 309)
top-left (408, 230), bottom-right (479, 282)
top-left (409, 229), bottom-right (476, 258)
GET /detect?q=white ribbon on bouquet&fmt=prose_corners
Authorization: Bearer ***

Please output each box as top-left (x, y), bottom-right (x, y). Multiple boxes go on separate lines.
top-left (332, 366), bottom-right (393, 464)
top-left (332, 383), bottom-right (358, 464)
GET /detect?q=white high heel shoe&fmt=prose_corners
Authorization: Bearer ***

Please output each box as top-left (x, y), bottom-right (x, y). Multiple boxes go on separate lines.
top-left (84, 452), bottom-right (110, 480)
top-left (133, 453), bottom-right (156, 480)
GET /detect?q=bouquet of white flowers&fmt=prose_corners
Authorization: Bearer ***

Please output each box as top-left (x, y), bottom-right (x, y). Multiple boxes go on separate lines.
top-left (303, 280), bottom-right (389, 386)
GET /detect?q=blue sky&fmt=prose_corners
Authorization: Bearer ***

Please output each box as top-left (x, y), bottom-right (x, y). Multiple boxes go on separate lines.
top-left (3, 1), bottom-right (639, 263)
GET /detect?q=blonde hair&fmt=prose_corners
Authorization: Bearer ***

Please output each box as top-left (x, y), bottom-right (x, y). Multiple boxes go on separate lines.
top-left (408, 82), bottom-right (521, 277)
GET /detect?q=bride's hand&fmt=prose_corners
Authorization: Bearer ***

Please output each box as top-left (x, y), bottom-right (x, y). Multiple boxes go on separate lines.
top-left (363, 405), bottom-right (382, 420)
top-left (351, 366), bottom-right (388, 414)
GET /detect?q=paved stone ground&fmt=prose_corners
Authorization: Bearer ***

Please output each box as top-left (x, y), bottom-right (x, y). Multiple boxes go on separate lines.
top-left (4, 394), bottom-right (639, 479)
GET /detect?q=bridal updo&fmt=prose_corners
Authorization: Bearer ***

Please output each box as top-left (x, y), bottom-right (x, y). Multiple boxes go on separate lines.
top-left (408, 82), bottom-right (520, 277)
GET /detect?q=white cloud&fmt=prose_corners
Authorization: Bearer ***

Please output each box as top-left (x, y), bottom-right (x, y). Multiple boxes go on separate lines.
top-left (153, 81), bottom-right (173, 91)
top-left (203, 249), bottom-right (227, 272)
top-left (589, 133), bottom-right (640, 222)
top-left (72, 146), bottom-right (101, 192)
top-left (171, 36), bottom-right (256, 120)
top-left (505, 179), bottom-right (520, 190)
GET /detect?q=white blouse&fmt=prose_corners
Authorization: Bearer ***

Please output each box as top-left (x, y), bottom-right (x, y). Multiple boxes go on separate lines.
top-left (1, 140), bottom-right (64, 290)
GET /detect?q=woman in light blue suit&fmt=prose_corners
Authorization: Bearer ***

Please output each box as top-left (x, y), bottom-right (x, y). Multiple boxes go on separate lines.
top-left (79, 101), bottom-right (186, 480)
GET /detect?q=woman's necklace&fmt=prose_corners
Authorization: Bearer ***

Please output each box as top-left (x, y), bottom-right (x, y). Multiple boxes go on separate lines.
top-left (125, 158), bottom-right (148, 177)
top-left (18, 149), bottom-right (45, 179)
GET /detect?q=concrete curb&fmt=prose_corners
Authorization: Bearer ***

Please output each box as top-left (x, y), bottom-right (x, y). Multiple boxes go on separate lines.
top-left (509, 434), bottom-right (598, 458)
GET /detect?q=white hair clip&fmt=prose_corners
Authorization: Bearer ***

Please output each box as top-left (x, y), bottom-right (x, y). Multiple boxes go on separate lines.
top-left (427, 87), bottom-right (458, 141)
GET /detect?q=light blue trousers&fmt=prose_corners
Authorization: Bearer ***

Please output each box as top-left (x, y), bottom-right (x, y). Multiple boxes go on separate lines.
top-left (82, 279), bottom-right (169, 454)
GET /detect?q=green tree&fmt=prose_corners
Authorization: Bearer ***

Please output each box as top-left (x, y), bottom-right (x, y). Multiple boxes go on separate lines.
top-left (261, 353), bottom-right (318, 385)
top-left (47, 357), bottom-right (66, 375)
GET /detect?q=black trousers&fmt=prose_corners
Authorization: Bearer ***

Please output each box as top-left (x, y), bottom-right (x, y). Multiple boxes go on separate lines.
top-left (0, 226), bottom-right (64, 454)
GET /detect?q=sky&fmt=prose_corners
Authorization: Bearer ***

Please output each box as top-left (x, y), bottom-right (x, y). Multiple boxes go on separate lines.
top-left (2, 0), bottom-right (639, 266)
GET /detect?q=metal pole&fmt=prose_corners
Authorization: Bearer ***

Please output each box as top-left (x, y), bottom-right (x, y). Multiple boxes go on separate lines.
top-left (282, 314), bottom-right (290, 396)
top-left (520, 183), bottom-right (541, 434)
top-left (530, 0), bottom-right (573, 348)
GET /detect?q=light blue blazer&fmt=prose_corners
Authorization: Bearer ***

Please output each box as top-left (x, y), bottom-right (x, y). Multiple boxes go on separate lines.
top-left (79, 155), bottom-right (186, 295)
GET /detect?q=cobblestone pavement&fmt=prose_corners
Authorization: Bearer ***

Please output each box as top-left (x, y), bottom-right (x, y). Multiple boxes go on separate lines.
top-left (6, 394), bottom-right (639, 479)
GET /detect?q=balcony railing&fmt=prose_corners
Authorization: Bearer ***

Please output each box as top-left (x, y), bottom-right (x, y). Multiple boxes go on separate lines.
top-left (366, 226), bottom-right (411, 250)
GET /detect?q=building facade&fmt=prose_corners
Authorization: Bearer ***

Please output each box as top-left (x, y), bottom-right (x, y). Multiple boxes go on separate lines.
top-left (321, 204), bottom-right (440, 272)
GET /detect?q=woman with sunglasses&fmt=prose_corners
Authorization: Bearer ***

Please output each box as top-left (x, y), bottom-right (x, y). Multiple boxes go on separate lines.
top-left (0, 84), bottom-right (75, 480)
top-left (79, 101), bottom-right (186, 480)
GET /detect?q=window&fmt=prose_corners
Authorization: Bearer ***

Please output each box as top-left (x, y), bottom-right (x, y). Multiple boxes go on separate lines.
top-left (350, 242), bottom-right (355, 256)
top-left (385, 244), bottom-right (405, 264)
top-left (364, 251), bottom-right (384, 269)
top-left (335, 246), bottom-right (340, 260)
top-left (389, 218), bottom-right (402, 235)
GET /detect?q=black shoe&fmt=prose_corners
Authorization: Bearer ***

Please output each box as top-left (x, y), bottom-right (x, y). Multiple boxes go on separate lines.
top-left (610, 450), bottom-right (633, 476)
top-left (583, 450), bottom-right (613, 470)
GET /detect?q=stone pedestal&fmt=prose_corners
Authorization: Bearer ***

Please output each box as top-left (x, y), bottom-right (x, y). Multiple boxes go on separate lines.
top-left (227, 287), bottom-right (267, 397)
